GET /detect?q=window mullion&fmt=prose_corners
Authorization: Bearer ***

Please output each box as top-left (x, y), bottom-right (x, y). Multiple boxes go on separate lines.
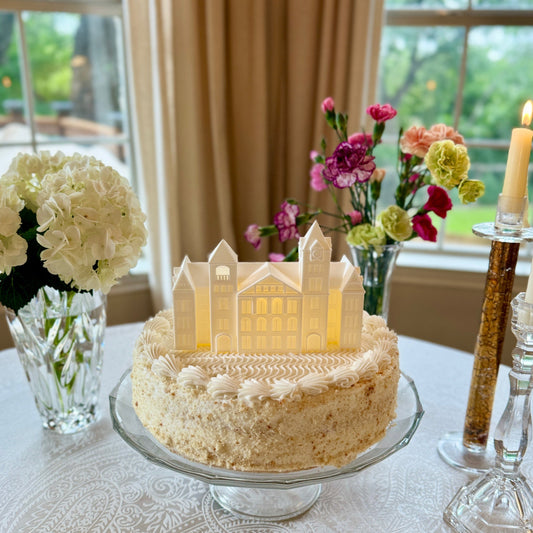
top-left (16, 11), bottom-right (37, 153)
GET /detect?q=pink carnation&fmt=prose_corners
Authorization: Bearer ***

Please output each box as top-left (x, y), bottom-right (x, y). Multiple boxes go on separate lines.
top-left (244, 224), bottom-right (261, 249)
top-left (366, 103), bottom-right (397, 123)
top-left (273, 201), bottom-right (300, 242)
top-left (400, 126), bottom-right (431, 158)
top-left (347, 210), bottom-right (363, 226)
top-left (348, 132), bottom-right (373, 147)
top-left (310, 163), bottom-right (327, 191)
top-left (269, 253), bottom-right (285, 262)
top-left (309, 150), bottom-right (319, 161)
top-left (400, 123), bottom-right (465, 158)
top-left (321, 97), bottom-right (335, 113)
top-left (427, 123), bottom-right (464, 146)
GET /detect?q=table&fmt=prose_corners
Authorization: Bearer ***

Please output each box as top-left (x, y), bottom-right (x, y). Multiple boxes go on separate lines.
top-left (0, 323), bottom-right (530, 533)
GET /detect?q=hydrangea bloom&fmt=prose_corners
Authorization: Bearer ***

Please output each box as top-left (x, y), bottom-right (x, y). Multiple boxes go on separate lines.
top-left (0, 185), bottom-right (27, 275)
top-left (35, 155), bottom-right (147, 294)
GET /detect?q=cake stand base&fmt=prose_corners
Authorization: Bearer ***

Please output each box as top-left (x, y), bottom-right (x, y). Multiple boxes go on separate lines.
top-left (438, 431), bottom-right (495, 474)
top-left (443, 468), bottom-right (533, 532)
top-left (210, 483), bottom-right (322, 521)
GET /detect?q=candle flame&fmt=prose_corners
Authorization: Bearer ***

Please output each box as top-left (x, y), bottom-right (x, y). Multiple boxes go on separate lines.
top-left (522, 100), bottom-right (533, 127)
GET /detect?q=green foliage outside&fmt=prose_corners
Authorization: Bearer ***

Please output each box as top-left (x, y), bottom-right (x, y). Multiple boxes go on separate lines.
top-left (0, 12), bottom-right (75, 115)
top-left (377, 22), bottom-right (533, 240)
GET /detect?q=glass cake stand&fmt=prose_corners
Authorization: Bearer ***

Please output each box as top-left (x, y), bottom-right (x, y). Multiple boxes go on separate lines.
top-left (109, 370), bottom-right (424, 521)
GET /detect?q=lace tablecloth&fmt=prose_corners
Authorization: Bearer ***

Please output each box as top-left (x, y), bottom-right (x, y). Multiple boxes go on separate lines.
top-left (1, 323), bottom-right (530, 533)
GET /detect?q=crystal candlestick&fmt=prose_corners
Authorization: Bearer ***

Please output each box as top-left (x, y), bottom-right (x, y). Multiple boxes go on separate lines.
top-left (444, 292), bottom-right (533, 531)
top-left (438, 196), bottom-right (533, 473)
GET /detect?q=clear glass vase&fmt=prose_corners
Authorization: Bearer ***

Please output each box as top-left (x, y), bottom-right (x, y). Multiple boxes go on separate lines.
top-left (5, 286), bottom-right (107, 434)
top-left (349, 243), bottom-right (402, 321)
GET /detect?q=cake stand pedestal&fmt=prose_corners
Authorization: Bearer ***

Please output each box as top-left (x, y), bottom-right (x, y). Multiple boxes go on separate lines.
top-left (109, 370), bottom-right (423, 521)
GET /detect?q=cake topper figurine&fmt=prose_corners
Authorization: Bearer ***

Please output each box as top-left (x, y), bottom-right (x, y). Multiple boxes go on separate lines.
top-left (172, 222), bottom-right (364, 353)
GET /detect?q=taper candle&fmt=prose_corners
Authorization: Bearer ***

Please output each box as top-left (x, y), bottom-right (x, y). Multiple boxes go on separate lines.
top-left (501, 100), bottom-right (533, 199)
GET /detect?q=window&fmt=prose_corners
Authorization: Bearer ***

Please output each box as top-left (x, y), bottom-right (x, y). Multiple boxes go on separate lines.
top-left (272, 297), bottom-right (283, 314)
top-left (0, 2), bottom-right (136, 188)
top-left (241, 299), bottom-right (252, 314)
top-left (256, 298), bottom-right (267, 314)
top-left (216, 265), bottom-right (230, 280)
top-left (379, 1), bottom-right (533, 256)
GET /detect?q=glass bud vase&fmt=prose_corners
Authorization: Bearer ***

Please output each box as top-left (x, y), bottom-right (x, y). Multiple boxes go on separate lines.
top-left (349, 243), bottom-right (402, 322)
top-left (5, 286), bottom-right (107, 434)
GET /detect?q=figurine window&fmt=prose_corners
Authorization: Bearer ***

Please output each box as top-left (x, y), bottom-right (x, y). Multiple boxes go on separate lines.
top-left (216, 265), bottom-right (230, 280)
top-left (257, 298), bottom-right (267, 314)
top-left (272, 317), bottom-right (282, 331)
top-left (287, 299), bottom-right (298, 314)
top-left (241, 299), bottom-right (252, 314)
top-left (309, 278), bottom-right (323, 291)
top-left (257, 317), bottom-right (267, 331)
top-left (288, 317), bottom-right (298, 331)
top-left (241, 317), bottom-right (251, 331)
top-left (272, 298), bottom-right (283, 314)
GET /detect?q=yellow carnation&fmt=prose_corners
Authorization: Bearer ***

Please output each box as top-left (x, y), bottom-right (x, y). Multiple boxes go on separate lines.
top-left (377, 205), bottom-right (412, 242)
top-left (458, 179), bottom-right (485, 204)
top-left (346, 223), bottom-right (386, 250)
top-left (425, 139), bottom-right (470, 190)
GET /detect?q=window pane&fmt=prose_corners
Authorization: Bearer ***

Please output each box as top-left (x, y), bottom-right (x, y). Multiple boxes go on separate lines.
top-left (460, 26), bottom-right (532, 139)
top-left (385, 0), bottom-right (468, 8)
top-left (24, 12), bottom-right (126, 141)
top-left (473, 0), bottom-right (533, 8)
top-left (377, 26), bottom-right (465, 140)
top-left (0, 12), bottom-right (31, 144)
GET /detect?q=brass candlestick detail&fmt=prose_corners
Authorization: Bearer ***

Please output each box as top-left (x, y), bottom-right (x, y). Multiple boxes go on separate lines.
top-left (438, 194), bottom-right (533, 473)
top-left (463, 239), bottom-right (520, 449)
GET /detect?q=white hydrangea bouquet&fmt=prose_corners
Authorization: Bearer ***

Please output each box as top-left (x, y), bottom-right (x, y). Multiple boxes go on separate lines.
top-left (0, 151), bottom-right (148, 314)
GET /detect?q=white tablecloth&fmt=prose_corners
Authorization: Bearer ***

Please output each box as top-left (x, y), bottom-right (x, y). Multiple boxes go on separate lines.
top-left (0, 323), bottom-right (530, 533)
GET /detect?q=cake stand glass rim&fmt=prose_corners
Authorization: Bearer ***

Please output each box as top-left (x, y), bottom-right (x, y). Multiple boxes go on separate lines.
top-left (109, 369), bottom-right (423, 489)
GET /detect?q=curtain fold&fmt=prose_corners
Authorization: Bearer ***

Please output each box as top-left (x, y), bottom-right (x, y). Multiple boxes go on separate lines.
top-left (125, 0), bottom-right (384, 311)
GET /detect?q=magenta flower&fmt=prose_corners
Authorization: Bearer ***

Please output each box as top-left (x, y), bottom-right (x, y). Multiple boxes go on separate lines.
top-left (347, 210), bottom-right (363, 226)
top-left (323, 142), bottom-right (375, 188)
top-left (348, 132), bottom-right (373, 147)
top-left (273, 201), bottom-right (300, 242)
top-left (310, 163), bottom-right (327, 191)
top-left (366, 103), bottom-right (397, 123)
top-left (321, 97), bottom-right (335, 113)
top-left (309, 150), bottom-right (319, 161)
top-left (244, 224), bottom-right (262, 249)
top-left (412, 213), bottom-right (437, 242)
top-left (424, 185), bottom-right (453, 219)
top-left (269, 253), bottom-right (285, 262)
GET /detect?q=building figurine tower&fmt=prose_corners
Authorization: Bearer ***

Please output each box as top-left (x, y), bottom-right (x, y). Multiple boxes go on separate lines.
top-left (172, 222), bottom-right (365, 354)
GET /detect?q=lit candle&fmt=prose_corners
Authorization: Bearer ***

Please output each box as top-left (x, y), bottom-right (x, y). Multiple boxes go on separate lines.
top-left (501, 100), bottom-right (533, 199)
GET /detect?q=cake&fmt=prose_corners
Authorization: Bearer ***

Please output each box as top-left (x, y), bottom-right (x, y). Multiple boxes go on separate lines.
top-left (132, 222), bottom-right (400, 472)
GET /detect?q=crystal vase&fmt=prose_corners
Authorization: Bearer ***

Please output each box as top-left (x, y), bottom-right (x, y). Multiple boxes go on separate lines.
top-left (5, 287), bottom-right (107, 434)
top-left (349, 243), bottom-right (402, 321)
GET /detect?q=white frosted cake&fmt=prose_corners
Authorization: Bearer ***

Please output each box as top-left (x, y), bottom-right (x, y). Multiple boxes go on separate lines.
top-left (132, 222), bottom-right (400, 472)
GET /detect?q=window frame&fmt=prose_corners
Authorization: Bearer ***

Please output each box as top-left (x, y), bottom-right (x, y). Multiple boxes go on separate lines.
top-left (0, 0), bottom-right (138, 191)
top-left (382, 1), bottom-right (533, 268)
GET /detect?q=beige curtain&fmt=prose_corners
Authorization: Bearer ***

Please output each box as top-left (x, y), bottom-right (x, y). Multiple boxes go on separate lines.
top-left (125, 0), bottom-right (384, 311)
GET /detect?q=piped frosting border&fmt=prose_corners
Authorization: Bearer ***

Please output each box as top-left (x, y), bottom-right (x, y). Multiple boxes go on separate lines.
top-left (134, 309), bottom-right (398, 403)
